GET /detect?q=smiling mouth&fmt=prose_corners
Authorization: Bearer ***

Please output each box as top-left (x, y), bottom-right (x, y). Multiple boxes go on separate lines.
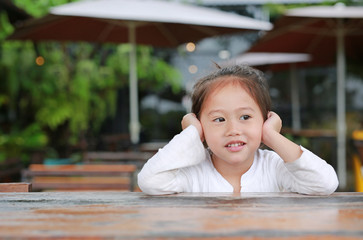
top-left (226, 142), bottom-right (245, 148)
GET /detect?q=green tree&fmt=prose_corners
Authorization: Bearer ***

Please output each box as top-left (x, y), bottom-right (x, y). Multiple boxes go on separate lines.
top-left (0, 0), bottom-right (181, 161)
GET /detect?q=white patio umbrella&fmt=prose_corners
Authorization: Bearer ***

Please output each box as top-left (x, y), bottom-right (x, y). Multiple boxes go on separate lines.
top-left (7, 0), bottom-right (272, 144)
top-left (248, 4), bottom-right (363, 188)
top-left (228, 52), bottom-right (311, 66)
top-left (224, 52), bottom-right (311, 131)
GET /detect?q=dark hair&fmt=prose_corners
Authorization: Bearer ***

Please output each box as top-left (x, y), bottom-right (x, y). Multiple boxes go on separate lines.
top-left (191, 64), bottom-right (271, 121)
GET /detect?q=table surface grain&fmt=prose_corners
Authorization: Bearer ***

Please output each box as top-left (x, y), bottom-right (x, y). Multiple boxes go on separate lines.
top-left (0, 192), bottom-right (362, 239)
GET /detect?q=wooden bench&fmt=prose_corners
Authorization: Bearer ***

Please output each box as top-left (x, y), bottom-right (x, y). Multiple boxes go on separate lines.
top-left (140, 142), bottom-right (167, 154)
top-left (22, 164), bottom-right (137, 192)
top-left (0, 182), bottom-right (32, 192)
top-left (83, 151), bottom-right (153, 168)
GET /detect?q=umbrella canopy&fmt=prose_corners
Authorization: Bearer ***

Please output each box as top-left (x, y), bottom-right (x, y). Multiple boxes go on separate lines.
top-left (7, 0), bottom-right (272, 144)
top-left (224, 52), bottom-right (311, 131)
top-left (248, 4), bottom-right (363, 189)
top-left (9, 0), bottom-right (272, 45)
top-left (226, 52), bottom-right (311, 66)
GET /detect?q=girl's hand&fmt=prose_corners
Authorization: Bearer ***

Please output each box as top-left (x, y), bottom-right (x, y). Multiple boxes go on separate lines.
top-left (262, 111), bottom-right (282, 147)
top-left (181, 113), bottom-right (204, 142)
top-left (262, 111), bottom-right (302, 163)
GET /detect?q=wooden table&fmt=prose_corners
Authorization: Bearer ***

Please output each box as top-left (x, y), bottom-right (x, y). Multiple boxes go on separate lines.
top-left (0, 192), bottom-right (362, 239)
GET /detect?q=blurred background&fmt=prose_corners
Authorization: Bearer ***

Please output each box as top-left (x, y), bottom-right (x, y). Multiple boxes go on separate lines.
top-left (0, 0), bottom-right (362, 191)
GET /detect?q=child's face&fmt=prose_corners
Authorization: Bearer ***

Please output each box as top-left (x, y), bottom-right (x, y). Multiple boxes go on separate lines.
top-left (199, 78), bottom-right (264, 170)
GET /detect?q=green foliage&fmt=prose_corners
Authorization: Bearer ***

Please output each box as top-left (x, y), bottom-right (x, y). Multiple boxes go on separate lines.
top-left (13, 0), bottom-right (78, 17)
top-left (0, 0), bottom-right (182, 159)
top-left (0, 123), bottom-right (48, 163)
top-left (0, 13), bottom-right (14, 40)
top-left (1, 41), bottom-right (121, 153)
top-left (106, 45), bottom-right (182, 93)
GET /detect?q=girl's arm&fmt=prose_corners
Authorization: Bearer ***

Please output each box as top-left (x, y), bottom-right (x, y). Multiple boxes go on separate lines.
top-left (262, 111), bottom-right (338, 194)
top-left (137, 115), bottom-right (206, 195)
top-left (262, 111), bottom-right (303, 163)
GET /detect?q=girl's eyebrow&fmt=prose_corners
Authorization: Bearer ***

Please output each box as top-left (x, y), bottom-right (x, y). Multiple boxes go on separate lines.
top-left (207, 109), bottom-right (224, 117)
top-left (207, 107), bottom-right (255, 117)
top-left (237, 107), bottom-right (256, 112)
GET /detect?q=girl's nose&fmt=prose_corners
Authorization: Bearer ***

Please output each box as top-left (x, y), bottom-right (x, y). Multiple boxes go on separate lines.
top-left (226, 119), bottom-right (242, 136)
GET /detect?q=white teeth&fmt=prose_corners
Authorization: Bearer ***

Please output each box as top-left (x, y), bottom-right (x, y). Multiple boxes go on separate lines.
top-left (227, 143), bottom-right (243, 147)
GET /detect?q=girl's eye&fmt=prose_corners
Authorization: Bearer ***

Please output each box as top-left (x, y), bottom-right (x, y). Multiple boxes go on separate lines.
top-left (240, 115), bottom-right (250, 120)
top-left (213, 117), bottom-right (225, 122)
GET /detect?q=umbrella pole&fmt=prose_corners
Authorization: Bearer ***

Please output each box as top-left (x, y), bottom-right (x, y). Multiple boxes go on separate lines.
top-left (336, 18), bottom-right (346, 189)
top-left (129, 22), bottom-right (140, 145)
top-left (290, 63), bottom-right (301, 131)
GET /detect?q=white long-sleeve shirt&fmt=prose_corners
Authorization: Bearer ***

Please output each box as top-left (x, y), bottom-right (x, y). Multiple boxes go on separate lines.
top-left (138, 126), bottom-right (339, 195)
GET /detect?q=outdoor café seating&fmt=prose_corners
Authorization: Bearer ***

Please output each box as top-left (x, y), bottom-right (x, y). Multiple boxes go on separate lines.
top-left (21, 163), bottom-right (137, 192)
top-left (0, 182), bottom-right (31, 192)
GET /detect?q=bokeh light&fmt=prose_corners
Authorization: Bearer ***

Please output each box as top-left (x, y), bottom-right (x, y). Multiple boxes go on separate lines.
top-left (35, 56), bottom-right (45, 66)
top-left (188, 65), bottom-right (198, 74)
top-left (186, 42), bottom-right (196, 52)
top-left (218, 50), bottom-right (231, 60)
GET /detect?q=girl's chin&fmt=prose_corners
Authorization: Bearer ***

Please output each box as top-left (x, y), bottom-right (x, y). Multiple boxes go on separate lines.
top-left (214, 155), bottom-right (251, 166)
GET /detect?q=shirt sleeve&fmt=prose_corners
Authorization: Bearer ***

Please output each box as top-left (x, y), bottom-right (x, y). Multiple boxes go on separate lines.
top-left (278, 146), bottom-right (339, 195)
top-left (137, 125), bottom-right (206, 195)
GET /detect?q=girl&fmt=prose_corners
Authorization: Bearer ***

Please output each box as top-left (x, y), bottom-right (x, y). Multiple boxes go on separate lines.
top-left (138, 64), bottom-right (338, 195)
